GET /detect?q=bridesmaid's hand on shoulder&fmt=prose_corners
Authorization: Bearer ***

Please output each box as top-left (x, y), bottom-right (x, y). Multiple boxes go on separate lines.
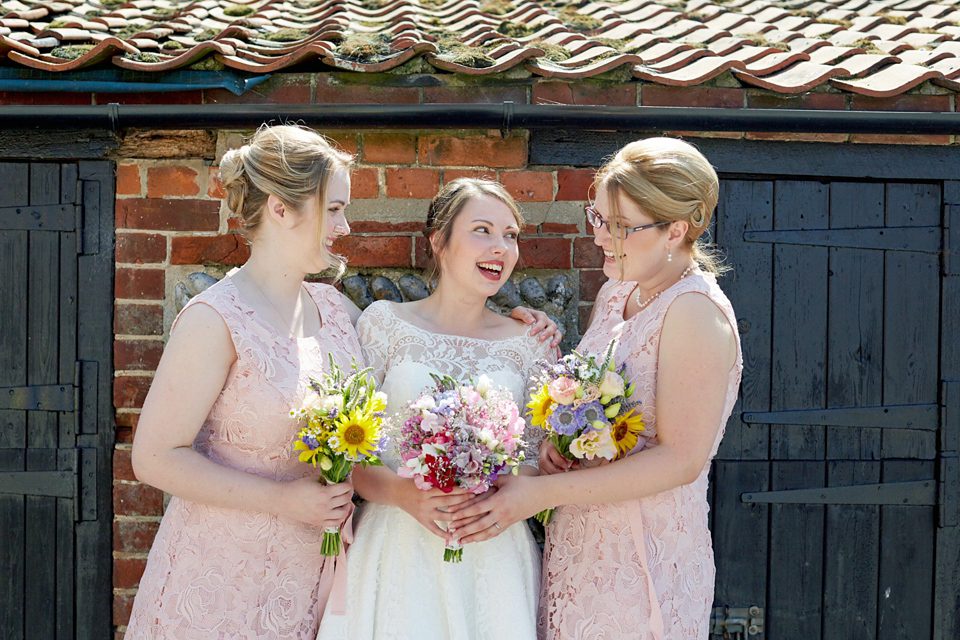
top-left (278, 477), bottom-right (354, 529)
top-left (538, 439), bottom-right (574, 475)
top-left (509, 306), bottom-right (562, 348)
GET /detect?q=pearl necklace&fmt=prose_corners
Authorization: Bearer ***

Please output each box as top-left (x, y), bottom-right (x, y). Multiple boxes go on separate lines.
top-left (633, 265), bottom-right (694, 312)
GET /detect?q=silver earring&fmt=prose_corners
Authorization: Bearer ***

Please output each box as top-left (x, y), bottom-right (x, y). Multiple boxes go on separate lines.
top-left (667, 250), bottom-right (672, 262)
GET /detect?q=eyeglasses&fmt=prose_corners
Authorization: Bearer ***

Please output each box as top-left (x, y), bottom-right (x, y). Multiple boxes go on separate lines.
top-left (585, 205), bottom-right (672, 236)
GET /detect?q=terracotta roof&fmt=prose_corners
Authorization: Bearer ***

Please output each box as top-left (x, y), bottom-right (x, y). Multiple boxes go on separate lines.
top-left (1, 0), bottom-right (959, 98)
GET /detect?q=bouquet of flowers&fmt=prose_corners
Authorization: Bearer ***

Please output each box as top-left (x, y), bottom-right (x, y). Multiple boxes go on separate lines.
top-left (290, 355), bottom-right (386, 556)
top-left (395, 373), bottom-right (527, 562)
top-left (526, 340), bottom-right (644, 525)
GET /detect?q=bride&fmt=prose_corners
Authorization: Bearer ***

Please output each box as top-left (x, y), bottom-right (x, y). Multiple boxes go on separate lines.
top-left (315, 178), bottom-right (557, 639)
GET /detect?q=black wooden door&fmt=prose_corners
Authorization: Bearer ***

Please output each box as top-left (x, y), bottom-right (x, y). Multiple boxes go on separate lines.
top-left (708, 178), bottom-right (959, 640)
top-left (0, 161), bottom-right (114, 640)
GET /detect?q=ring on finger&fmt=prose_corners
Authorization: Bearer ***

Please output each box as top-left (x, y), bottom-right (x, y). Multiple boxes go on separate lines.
top-left (493, 522), bottom-right (501, 530)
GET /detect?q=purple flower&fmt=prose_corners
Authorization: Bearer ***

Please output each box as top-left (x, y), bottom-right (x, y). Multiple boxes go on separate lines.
top-left (548, 404), bottom-right (586, 436)
top-left (576, 401), bottom-right (608, 430)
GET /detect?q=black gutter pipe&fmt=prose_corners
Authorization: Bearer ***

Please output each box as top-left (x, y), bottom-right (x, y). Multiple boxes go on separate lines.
top-left (0, 103), bottom-right (958, 134)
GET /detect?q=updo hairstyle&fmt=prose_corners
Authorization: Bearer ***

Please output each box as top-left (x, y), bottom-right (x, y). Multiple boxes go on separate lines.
top-left (594, 137), bottom-right (726, 274)
top-left (422, 178), bottom-right (525, 284)
top-left (218, 124), bottom-right (353, 275)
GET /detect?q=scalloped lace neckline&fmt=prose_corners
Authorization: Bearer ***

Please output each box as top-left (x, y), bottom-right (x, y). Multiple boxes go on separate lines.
top-left (380, 301), bottom-right (529, 345)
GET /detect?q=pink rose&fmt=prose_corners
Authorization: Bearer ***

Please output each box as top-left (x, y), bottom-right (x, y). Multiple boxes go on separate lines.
top-left (548, 377), bottom-right (580, 405)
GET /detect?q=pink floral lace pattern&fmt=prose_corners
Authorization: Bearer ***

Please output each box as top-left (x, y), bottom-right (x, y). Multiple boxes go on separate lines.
top-left (538, 272), bottom-right (742, 640)
top-left (125, 277), bottom-right (364, 640)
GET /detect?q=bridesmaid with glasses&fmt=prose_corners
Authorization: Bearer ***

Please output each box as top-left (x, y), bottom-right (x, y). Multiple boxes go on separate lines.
top-left (450, 137), bottom-right (742, 640)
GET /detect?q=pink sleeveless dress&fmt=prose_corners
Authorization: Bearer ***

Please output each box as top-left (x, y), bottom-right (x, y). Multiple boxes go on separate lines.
top-left (538, 271), bottom-right (742, 640)
top-left (125, 277), bottom-right (363, 640)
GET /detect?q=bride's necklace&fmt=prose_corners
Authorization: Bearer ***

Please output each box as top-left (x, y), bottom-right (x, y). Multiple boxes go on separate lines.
top-left (633, 265), bottom-right (694, 312)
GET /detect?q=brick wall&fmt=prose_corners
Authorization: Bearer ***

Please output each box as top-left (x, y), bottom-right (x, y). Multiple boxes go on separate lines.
top-left (110, 127), bottom-right (604, 636)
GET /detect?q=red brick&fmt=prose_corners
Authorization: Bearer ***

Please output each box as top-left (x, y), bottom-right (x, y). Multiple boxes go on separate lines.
top-left (115, 412), bottom-right (140, 443)
top-left (113, 447), bottom-right (136, 482)
top-left (117, 165), bottom-right (141, 196)
top-left (422, 85), bottom-right (528, 104)
top-left (580, 269), bottom-right (608, 302)
top-left (849, 133), bottom-right (952, 145)
top-left (540, 222), bottom-right (579, 234)
top-left (0, 91), bottom-right (91, 105)
top-left (114, 556), bottom-right (148, 590)
top-left (745, 132), bottom-right (849, 143)
top-left (204, 74), bottom-right (311, 105)
top-left (116, 268), bottom-right (165, 300)
top-left (415, 236), bottom-right (429, 269)
top-left (115, 303), bottom-right (163, 336)
top-left (850, 93), bottom-right (950, 112)
top-left (385, 168), bottom-right (441, 199)
top-left (641, 85), bottom-right (744, 109)
top-left (147, 166), bottom-right (200, 198)
top-left (348, 221), bottom-right (425, 233)
top-left (116, 199), bottom-right (219, 232)
top-left (116, 426), bottom-right (134, 445)
top-left (334, 236), bottom-right (412, 267)
top-left (170, 234), bottom-right (250, 265)
top-left (534, 82), bottom-right (636, 107)
top-left (113, 593), bottom-right (135, 627)
top-left (501, 171), bottom-right (554, 202)
top-left (208, 166), bottom-right (225, 199)
top-left (574, 236), bottom-right (603, 267)
top-left (113, 482), bottom-right (163, 517)
top-left (418, 134), bottom-right (527, 168)
top-left (519, 237), bottom-right (571, 269)
top-left (326, 133), bottom-right (359, 156)
top-left (521, 224), bottom-right (539, 236)
top-left (113, 520), bottom-right (160, 554)
top-left (228, 216), bottom-right (245, 231)
top-left (314, 78), bottom-right (419, 105)
top-left (579, 304), bottom-right (595, 333)
top-left (362, 133), bottom-right (416, 164)
top-left (443, 169), bottom-right (498, 183)
top-left (116, 233), bottom-right (166, 265)
top-left (115, 339), bottom-right (163, 371)
top-left (351, 167), bottom-right (379, 199)
top-left (802, 92), bottom-right (848, 110)
top-left (114, 376), bottom-right (152, 409)
top-left (556, 169), bottom-right (596, 201)
top-left (95, 90), bottom-right (203, 105)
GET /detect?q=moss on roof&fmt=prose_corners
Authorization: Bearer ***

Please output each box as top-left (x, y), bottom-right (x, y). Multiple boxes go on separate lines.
top-left (263, 27), bottom-right (310, 41)
top-left (194, 28), bottom-right (221, 42)
top-left (161, 40), bottom-right (185, 49)
top-left (480, 0), bottom-right (513, 15)
top-left (561, 11), bottom-right (602, 31)
top-left (51, 44), bottom-right (96, 59)
top-left (497, 20), bottom-right (536, 38)
top-left (532, 40), bottom-right (570, 61)
top-left (337, 33), bottom-right (391, 61)
top-left (224, 5), bottom-right (256, 17)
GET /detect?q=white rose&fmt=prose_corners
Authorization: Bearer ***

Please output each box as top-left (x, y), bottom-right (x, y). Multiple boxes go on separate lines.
top-left (598, 371), bottom-right (626, 399)
top-left (476, 374), bottom-right (493, 395)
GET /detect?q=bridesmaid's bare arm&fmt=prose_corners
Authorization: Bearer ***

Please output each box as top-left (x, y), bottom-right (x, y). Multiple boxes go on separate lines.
top-left (131, 303), bottom-right (352, 529)
top-left (450, 293), bottom-right (736, 542)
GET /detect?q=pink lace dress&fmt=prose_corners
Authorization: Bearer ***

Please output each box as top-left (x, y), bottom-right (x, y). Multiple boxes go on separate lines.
top-left (538, 271), bottom-right (742, 640)
top-left (125, 277), bottom-right (363, 640)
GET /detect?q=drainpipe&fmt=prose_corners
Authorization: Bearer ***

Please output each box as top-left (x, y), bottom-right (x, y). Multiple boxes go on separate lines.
top-left (0, 103), bottom-right (957, 134)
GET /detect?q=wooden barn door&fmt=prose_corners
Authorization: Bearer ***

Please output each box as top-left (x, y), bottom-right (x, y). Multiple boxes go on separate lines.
top-left (708, 178), bottom-right (959, 640)
top-left (0, 161), bottom-right (113, 640)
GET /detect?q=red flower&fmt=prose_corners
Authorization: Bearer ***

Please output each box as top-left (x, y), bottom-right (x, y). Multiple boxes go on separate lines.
top-left (423, 454), bottom-right (457, 493)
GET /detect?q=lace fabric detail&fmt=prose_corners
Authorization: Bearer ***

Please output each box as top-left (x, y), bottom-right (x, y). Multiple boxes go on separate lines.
top-left (126, 278), bottom-right (364, 640)
top-left (539, 272), bottom-right (742, 640)
top-left (315, 300), bottom-right (556, 640)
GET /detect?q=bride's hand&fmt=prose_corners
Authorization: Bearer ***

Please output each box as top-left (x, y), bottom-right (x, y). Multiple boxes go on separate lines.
top-left (394, 480), bottom-right (477, 540)
top-left (446, 486), bottom-right (498, 530)
top-left (449, 474), bottom-right (544, 544)
top-left (508, 306), bottom-right (562, 348)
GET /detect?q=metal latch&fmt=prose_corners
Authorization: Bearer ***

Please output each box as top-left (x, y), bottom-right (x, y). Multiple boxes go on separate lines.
top-left (710, 606), bottom-right (764, 638)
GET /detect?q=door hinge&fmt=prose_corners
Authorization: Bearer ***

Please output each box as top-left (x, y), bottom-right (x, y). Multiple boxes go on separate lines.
top-left (711, 606), bottom-right (764, 638)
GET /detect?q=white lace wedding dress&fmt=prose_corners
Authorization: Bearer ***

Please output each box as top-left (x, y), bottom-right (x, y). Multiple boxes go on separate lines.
top-left (315, 300), bottom-right (555, 640)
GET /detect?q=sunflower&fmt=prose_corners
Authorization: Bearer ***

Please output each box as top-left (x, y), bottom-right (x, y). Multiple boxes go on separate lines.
top-left (526, 385), bottom-right (556, 429)
top-left (334, 408), bottom-right (382, 460)
top-left (611, 408), bottom-right (645, 457)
